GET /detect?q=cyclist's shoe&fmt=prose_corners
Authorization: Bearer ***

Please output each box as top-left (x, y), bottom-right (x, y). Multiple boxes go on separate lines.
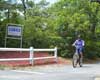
top-left (80, 65), bottom-right (82, 67)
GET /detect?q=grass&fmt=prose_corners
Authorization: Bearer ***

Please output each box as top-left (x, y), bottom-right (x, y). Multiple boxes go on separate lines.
top-left (0, 65), bottom-right (7, 70)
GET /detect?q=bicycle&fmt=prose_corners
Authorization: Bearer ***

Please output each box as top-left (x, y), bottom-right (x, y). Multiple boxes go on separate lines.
top-left (72, 51), bottom-right (83, 68)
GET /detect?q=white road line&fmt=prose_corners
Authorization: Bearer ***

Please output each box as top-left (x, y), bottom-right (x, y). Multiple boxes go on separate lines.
top-left (12, 70), bottom-right (45, 75)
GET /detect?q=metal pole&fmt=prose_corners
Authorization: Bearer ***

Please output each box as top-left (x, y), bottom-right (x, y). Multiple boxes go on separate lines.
top-left (20, 26), bottom-right (23, 48)
top-left (5, 25), bottom-right (8, 48)
top-left (5, 37), bottom-right (7, 48)
top-left (20, 37), bottom-right (22, 48)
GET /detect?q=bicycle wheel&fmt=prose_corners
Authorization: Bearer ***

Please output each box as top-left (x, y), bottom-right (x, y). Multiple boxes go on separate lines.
top-left (72, 53), bottom-right (79, 68)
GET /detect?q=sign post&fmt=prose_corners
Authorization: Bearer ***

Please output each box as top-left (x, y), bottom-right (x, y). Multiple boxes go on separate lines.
top-left (5, 24), bottom-right (23, 48)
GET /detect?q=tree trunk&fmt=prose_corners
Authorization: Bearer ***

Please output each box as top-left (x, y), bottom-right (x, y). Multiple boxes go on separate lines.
top-left (21, 0), bottom-right (26, 20)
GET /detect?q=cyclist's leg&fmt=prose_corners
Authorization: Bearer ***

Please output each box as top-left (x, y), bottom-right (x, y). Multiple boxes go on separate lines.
top-left (78, 48), bottom-right (83, 67)
top-left (76, 48), bottom-right (80, 64)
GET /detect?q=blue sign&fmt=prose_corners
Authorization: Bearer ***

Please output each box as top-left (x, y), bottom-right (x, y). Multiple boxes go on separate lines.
top-left (8, 26), bottom-right (22, 36)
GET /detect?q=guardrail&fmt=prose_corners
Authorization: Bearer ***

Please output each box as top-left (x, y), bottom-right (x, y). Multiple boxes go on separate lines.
top-left (0, 47), bottom-right (57, 65)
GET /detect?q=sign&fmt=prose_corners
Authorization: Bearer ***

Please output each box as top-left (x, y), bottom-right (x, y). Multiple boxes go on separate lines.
top-left (7, 26), bottom-right (22, 36)
top-left (5, 24), bottom-right (23, 48)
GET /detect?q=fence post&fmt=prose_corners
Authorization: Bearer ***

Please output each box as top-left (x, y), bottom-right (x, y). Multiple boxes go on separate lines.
top-left (29, 47), bottom-right (34, 65)
top-left (54, 47), bottom-right (58, 62)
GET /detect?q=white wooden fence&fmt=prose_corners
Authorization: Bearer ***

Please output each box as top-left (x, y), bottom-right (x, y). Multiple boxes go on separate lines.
top-left (0, 47), bottom-right (57, 65)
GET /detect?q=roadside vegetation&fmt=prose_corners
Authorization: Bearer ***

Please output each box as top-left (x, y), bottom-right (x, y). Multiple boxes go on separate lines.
top-left (0, 0), bottom-right (100, 59)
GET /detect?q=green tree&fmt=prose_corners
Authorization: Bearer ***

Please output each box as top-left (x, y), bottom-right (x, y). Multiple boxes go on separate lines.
top-left (47, 0), bottom-right (100, 58)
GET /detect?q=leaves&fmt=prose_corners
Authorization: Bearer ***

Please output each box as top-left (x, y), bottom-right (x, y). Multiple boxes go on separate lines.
top-left (0, 0), bottom-right (100, 59)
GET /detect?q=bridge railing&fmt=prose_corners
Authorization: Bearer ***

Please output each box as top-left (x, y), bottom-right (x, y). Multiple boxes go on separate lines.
top-left (0, 47), bottom-right (57, 65)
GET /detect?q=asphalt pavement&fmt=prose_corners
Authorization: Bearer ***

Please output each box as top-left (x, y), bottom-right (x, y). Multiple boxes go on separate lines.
top-left (0, 63), bottom-right (100, 80)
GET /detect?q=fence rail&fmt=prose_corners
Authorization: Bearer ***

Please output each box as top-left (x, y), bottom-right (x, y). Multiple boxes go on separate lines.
top-left (0, 47), bottom-right (57, 65)
top-left (0, 48), bottom-right (29, 51)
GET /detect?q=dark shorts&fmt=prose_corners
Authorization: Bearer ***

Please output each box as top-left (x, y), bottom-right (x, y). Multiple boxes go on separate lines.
top-left (76, 47), bottom-right (83, 54)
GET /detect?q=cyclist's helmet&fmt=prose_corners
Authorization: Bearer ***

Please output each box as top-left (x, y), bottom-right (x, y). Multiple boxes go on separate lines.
top-left (77, 35), bottom-right (81, 40)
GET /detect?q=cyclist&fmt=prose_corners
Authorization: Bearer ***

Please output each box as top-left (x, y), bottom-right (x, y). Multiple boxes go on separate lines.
top-left (72, 35), bottom-right (85, 67)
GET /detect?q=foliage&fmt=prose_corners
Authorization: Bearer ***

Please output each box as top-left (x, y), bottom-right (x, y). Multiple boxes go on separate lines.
top-left (0, 0), bottom-right (100, 59)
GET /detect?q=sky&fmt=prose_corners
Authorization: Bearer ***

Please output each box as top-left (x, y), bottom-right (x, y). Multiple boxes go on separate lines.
top-left (35, 0), bottom-right (57, 4)
top-left (17, 0), bottom-right (57, 4)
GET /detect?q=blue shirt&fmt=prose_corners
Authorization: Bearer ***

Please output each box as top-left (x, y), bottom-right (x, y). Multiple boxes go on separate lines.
top-left (73, 39), bottom-right (85, 49)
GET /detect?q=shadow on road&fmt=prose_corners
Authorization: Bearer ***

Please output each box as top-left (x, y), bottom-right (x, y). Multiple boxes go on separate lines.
top-left (82, 65), bottom-right (92, 68)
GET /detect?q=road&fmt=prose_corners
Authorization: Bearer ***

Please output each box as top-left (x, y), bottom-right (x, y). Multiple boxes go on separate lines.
top-left (0, 63), bottom-right (100, 80)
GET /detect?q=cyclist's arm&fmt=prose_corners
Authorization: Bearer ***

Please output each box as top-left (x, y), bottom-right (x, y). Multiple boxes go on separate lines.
top-left (82, 40), bottom-right (85, 46)
top-left (72, 40), bottom-right (77, 46)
